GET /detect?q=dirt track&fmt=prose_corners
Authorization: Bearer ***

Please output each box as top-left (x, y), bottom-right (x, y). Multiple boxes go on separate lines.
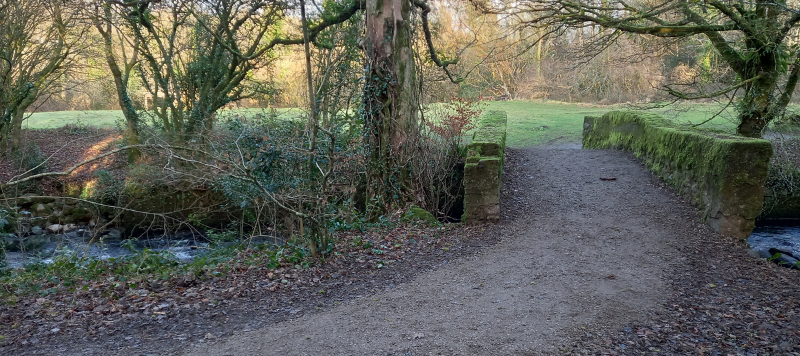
top-left (181, 147), bottom-right (708, 356)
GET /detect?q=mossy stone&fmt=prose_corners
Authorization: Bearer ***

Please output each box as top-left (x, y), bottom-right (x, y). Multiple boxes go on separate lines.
top-left (464, 111), bottom-right (507, 225)
top-left (403, 205), bottom-right (438, 225)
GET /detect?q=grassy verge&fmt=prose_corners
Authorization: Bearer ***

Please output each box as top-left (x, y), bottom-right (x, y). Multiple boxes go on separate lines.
top-left (0, 215), bottom-right (440, 300)
top-left (26, 110), bottom-right (125, 130)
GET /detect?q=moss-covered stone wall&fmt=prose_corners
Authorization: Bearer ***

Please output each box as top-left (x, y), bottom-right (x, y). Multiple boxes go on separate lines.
top-left (463, 111), bottom-right (507, 224)
top-left (583, 111), bottom-right (773, 239)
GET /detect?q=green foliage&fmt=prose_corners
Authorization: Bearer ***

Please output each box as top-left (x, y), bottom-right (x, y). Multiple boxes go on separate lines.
top-left (212, 112), bottom-right (362, 253)
top-left (0, 238), bottom-right (324, 299)
top-left (7, 141), bottom-right (47, 194)
top-left (206, 229), bottom-right (240, 245)
top-left (0, 207), bottom-right (10, 269)
top-left (90, 169), bottom-right (123, 204)
top-left (0, 207), bottom-right (12, 234)
top-left (402, 205), bottom-right (439, 226)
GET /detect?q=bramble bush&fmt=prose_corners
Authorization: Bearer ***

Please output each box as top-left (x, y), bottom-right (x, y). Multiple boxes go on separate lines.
top-left (209, 111), bottom-right (363, 256)
top-left (413, 97), bottom-right (485, 221)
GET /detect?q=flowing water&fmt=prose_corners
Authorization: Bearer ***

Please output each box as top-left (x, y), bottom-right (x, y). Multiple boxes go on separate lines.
top-left (748, 221), bottom-right (800, 260)
top-left (3, 229), bottom-right (233, 269)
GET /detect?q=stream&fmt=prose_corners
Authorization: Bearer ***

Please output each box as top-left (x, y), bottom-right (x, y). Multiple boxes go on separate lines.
top-left (2, 229), bottom-right (275, 269)
top-left (748, 221), bottom-right (800, 268)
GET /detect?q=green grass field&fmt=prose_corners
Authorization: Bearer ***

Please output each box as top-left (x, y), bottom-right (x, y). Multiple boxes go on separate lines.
top-left (25, 101), bottom-right (743, 148)
top-left (26, 110), bottom-right (125, 130)
top-left (483, 100), bottom-right (739, 148)
top-left (25, 107), bottom-right (305, 130)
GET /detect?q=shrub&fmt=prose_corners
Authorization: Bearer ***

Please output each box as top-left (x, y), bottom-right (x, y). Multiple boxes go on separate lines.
top-left (209, 112), bottom-right (363, 255)
top-left (12, 141), bottom-right (47, 176)
top-left (763, 135), bottom-right (800, 217)
top-left (413, 98), bottom-right (485, 221)
top-left (7, 141), bottom-right (47, 194)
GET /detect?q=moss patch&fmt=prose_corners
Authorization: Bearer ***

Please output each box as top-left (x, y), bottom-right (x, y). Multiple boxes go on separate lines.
top-left (583, 111), bottom-right (772, 239)
top-left (402, 205), bottom-right (439, 225)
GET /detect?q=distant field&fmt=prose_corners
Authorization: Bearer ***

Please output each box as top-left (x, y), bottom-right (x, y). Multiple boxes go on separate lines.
top-left (25, 101), bottom-right (743, 148)
top-left (26, 110), bottom-right (125, 130)
top-left (25, 108), bottom-right (305, 130)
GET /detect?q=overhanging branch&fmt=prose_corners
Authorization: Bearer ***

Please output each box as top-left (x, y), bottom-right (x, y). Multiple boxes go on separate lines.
top-left (410, 0), bottom-right (464, 84)
top-left (663, 75), bottom-right (762, 100)
top-left (190, 0), bottom-right (366, 61)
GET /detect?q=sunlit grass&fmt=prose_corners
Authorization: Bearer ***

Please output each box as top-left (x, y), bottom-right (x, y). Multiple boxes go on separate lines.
top-left (26, 110), bottom-right (124, 129)
top-left (485, 100), bottom-right (740, 148)
top-left (24, 107), bottom-right (306, 130)
top-left (24, 101), bottom-right (752, 149)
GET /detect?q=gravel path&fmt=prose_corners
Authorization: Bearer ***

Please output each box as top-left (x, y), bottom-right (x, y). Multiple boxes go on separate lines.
top-left (183, 147), bottom-right (708, 356)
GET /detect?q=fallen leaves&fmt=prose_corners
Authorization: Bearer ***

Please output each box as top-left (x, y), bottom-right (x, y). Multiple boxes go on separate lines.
top-left (566, 225), bottom-right (800, 355)
top-left (0, 222), bottom-right (495, 355)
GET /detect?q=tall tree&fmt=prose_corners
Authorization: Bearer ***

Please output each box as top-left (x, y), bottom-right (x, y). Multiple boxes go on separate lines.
top-left (91, 1), bottom-right (143, 161)
top-left (109, 0), bottom-right (368, 143)
top-left (479, 0), bottom-right (800, 137)
top-left (0, 0), bottom-right (84, 154)
top-left (361, 0), bottom-right (462, 214)
top-left (362, 0), bottom-right (420, 213)
top-left (101, 0), bottom-right (459, 214)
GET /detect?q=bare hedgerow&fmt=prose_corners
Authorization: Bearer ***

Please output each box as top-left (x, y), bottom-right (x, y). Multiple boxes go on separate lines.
top-left (413, 97), bottom-right (485, 221)
top-left (763, 134), bottom-right (800, 216)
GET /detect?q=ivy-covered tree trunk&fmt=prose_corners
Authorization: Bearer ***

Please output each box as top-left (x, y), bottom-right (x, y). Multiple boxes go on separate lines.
top-left (732, 43), bottom-right (799, 137)
top-left (94, 3), bottom-right (141, 162)
top-left (737, 78), bottom-right (778, 138)
top-left (363, 0), bottom-right (419, 215)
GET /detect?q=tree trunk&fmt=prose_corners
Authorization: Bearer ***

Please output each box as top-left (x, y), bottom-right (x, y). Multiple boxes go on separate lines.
top-left (95, 5), bottom-right (141, 162)
top-left (0, 121), bottom-right (8, 156)
top-left (736, 110), bottom-right (770, 138)
top-left (10, 110), bottom-right (25, 152)
top-left (736, 67), bottom-right (780, 138)
top-left (363, 0), bottom-right (419, 216)
top-left (109, 60), bottom-right (141, 161)
top-left (10, 94), bottom-right (35, 153)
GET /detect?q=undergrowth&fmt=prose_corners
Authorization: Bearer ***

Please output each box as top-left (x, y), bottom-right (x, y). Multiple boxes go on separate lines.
top-left (0, 214), bottom-right (426, 301)
top-left (0, 240), bottom-right (313, 300)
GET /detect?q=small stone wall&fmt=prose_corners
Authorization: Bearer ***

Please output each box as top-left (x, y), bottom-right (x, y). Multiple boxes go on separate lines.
top-left (6, 194), bottom-right (94, 229)
top-left (463, 111), bottom-right (507, 224)
top-left (2, 187), bottom-right (230, 237)
top-left (583, 111), bottom-right (773, 240)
